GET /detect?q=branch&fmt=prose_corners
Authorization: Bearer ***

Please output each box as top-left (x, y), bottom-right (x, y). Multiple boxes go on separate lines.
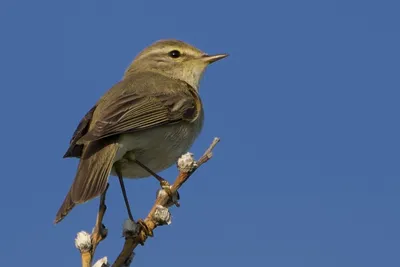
top-left (112, 137), bottom-right (220, 267)
top-left (75, 185), bottom-right (109, 267)
top-left (73, 137), bottom-right (220, 267)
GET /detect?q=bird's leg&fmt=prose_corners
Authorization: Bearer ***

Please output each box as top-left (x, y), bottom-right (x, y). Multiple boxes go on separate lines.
top-left (125, 151), bottom-right (170, 188)
top-left (133, 159), bottom-right (171, 189)
top-left (115, 161), bottom-right (151, 234)
top-left (114, 163), bottom-right (135, 222)
top-left (125, 152), bottom-right (174, 202)
top-left (133, 159), bottom-right (175, 199)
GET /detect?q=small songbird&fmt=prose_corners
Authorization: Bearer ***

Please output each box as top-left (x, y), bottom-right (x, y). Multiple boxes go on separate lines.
top-left (54, 39), bottom-right (228, 223)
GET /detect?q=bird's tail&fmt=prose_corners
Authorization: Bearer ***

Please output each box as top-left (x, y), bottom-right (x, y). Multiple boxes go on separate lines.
top-left (54, 142), bottom-right (119, 224)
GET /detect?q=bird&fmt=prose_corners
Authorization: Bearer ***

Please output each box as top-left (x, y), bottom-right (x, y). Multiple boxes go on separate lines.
top-left (54, 39), bottom-right (228, 224)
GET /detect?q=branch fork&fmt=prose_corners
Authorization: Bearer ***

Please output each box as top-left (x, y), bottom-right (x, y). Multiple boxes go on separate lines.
top-left (76, 137), bottom-right (220, 267)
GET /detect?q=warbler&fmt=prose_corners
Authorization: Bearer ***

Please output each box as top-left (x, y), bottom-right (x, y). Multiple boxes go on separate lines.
top-left (55, 39), bottom-right (228, 223)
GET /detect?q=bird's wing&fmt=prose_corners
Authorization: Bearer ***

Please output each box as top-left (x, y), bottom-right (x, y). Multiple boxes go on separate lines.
top-left (63, 105), bottom-right (97, 158)
top-left (78, 79), bottom-right (201, 143)
top-left (55, 142), bottom-right (118, 223)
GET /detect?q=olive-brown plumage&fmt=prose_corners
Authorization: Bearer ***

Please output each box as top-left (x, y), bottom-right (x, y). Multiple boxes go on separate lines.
top-left (55, 39), bottom-right (227, 223)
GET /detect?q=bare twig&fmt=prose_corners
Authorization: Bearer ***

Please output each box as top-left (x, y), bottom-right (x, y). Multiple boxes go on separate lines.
top-left (112, 138), bottom-right (220, 267)
top-left (78, 184), bottom-right (109, 267)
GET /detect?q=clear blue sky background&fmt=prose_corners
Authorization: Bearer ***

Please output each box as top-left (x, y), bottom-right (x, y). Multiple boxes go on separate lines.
top-left (0, 0), bottom-right (399, 266)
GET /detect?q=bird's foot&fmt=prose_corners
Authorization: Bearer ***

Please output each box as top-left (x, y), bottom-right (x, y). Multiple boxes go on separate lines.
top-left (159, 179), bottom-right (172, 195)
top-left (157, 181), bottom-right (180, 207)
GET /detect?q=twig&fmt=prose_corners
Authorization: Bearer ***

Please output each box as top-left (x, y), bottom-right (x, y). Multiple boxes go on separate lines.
top-left (112, 137), bottom-right (220, 267)
top-left (91, 184), bottom-right (109, 255)
top-left (77, 184), bottom-right (109, 267)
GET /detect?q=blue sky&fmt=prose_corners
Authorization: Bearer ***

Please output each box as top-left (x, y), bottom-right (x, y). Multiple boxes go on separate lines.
top-left (0, 0), bottom-right (399, 266)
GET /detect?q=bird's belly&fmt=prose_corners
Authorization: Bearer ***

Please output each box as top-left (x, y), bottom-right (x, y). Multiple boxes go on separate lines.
top-left (111, 123), bottom-right (201, 178)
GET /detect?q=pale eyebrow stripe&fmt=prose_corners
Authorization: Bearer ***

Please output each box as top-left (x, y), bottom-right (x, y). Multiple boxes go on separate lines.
top-left (136, 46), bottom-right (203, 60)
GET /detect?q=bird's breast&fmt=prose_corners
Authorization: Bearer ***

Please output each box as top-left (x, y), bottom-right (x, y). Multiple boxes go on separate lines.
top-left (111, 118), bottom-right (203, 178)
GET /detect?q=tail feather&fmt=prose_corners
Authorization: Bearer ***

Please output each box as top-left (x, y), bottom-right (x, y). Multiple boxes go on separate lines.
top-left (54, 142), bottom-right (119, 224)
top-left (54, 192), bottom-right (75, 224)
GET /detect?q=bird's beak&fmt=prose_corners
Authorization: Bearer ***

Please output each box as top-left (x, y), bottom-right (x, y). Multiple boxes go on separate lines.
top-left (201, 53), bottom-right (229, 64)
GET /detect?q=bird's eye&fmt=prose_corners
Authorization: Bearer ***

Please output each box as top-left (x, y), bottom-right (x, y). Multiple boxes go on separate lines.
top-left (168, 50), bottom-right (181, 58)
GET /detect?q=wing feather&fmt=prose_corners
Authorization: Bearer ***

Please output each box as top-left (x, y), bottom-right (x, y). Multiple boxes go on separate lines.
top-left (79, 81), bottom-right (201, 143)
